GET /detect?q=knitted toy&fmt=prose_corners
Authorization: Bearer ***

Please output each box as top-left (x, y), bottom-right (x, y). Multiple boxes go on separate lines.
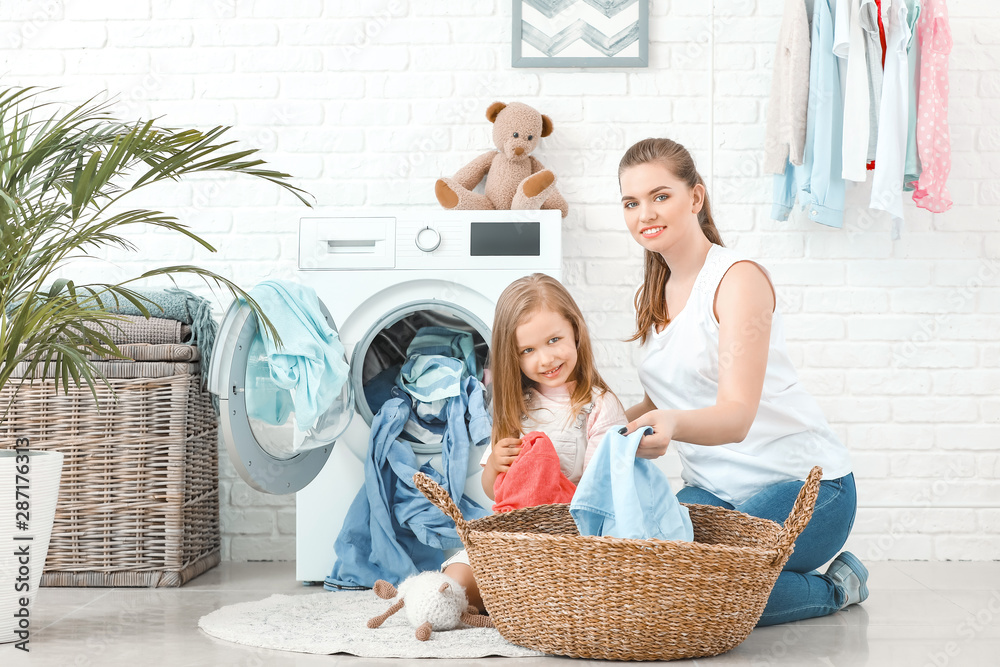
top-left (435, 101), bottom-right (569, 218)
top-left (366, 571), bottom-right (494, 641)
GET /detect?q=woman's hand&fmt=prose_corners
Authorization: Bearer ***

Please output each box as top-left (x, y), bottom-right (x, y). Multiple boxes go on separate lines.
top-left (488, 437), bottom-right (523, 472)
top-left (623, 410), bottom-right (677, 459)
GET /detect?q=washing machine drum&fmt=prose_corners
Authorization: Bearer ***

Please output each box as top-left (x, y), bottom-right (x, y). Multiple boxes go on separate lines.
top-left (209, 297), bottom-right (354, 494)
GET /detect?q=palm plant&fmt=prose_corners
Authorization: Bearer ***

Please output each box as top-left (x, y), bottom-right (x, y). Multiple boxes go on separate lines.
top-left (1, 86), bottom-right (309, 414)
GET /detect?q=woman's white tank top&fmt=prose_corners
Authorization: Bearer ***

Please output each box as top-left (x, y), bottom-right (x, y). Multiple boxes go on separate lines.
top-left (638, 244), bottom-right (852, 506)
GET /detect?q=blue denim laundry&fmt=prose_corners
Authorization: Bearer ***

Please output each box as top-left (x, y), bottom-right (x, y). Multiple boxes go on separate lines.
top-left (244, 280), bottom-right (349, 431)
top-left (404, 326), bottom-right (480, 380)
top-left (364, 362), bottom-right (448, 444)
top-left (325, 375), bottom-right (491, 589)
top-left (364, 364), bottom-right (404, 415)
top-left (570, 427), bottom-right (693, 541)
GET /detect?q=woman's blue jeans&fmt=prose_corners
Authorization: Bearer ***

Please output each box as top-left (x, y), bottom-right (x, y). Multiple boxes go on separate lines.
top-left (676, 473), bottom-right (857, 626)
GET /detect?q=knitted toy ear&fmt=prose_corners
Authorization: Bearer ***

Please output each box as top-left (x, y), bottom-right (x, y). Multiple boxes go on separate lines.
top-left (486, 102), bottom-right (507, 123)
top-left (540, 114), bottom-right (554, 137)
top-left (373, 579), bottom-right (398, 600)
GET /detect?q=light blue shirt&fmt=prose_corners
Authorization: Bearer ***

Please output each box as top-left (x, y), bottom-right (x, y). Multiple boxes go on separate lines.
top-left (570, 427), bottom-right (693, 542)
top-left (772, 0), bottom-right (846, 228)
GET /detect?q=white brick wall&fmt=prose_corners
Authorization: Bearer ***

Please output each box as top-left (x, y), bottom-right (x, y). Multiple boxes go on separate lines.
top-left (4, 0), bottom-right (997, 561)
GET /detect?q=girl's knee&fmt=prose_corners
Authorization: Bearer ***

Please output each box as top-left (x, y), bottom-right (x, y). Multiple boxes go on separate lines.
top-left (443, 563), bottom-right (484, 611)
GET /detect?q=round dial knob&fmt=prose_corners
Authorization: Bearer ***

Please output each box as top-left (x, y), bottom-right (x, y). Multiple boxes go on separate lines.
top-left (415, 226), bottom-right (441, 253)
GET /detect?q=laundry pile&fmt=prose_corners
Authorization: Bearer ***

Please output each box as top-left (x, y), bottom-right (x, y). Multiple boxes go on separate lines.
top-left (767, 0), bottom-right (950, 237)
top-left (326, 326), bottom-right (491, 589)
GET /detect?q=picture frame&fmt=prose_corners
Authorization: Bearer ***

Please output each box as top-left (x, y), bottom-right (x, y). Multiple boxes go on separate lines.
top-left (512, 0), bottom-right (649, 68)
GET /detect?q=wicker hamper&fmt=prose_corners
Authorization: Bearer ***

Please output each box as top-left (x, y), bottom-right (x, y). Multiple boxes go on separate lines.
top-left (0, 344), bottom-right (220, 587)
top-left (415, 466), bottom-right (823, 662)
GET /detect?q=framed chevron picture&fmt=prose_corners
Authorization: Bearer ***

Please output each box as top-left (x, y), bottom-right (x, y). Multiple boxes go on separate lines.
top-left (512, 0), bottom-right (649, 68)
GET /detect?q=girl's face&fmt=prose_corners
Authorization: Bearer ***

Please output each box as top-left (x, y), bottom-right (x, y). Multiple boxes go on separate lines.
top-left (515, 307), bottom-right (578, 390)
top-left (619, 161), bottom-right (703, 255)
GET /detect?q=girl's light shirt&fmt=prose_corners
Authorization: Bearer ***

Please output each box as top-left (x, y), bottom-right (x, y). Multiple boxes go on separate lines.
top-left (480, 383), bottom-right (626, 484)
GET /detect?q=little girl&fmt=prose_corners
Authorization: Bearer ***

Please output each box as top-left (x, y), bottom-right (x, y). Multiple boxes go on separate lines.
top-left (442, 272), bottom-right (626, 611)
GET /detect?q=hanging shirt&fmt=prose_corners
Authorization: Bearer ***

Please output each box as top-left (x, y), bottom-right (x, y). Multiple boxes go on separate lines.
top-left (841, 0), bottom-right (873, 181)
top-left (870, 0), bottom-right (912, 237)
top-left (903, 0), bottom-right (922, 191)
top-left (764, 0), bottom-right (812, 175)
top-left (772, 0), bottom-right (846, 228)
top-left (637, 245), bottom-right (853, 506)
top-left (912, 0), bottom-right (953, 213)
top-left (861, 0), bottom-right (884, 164)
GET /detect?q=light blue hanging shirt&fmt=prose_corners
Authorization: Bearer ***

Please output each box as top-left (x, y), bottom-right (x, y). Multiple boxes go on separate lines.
top-left (243, 280), bottom-right (349, 432)
top-left (772, 0), bottom-right (846, 228)
top-left (570, 427), bottom-right (694, 542)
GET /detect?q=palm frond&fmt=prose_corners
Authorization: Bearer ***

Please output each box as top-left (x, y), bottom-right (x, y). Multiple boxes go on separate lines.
top-left (1, 85), bottom-right (311, 414)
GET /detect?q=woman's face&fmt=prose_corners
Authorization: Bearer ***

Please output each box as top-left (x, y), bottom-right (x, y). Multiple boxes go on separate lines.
top-left (620, 161), bottom-right (703, 255)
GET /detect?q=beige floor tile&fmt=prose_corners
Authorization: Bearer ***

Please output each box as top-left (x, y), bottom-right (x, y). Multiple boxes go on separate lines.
top-left (893, 560), bottom-right (1000, 591)
top-left (2, 561), bottom-right (997, 666)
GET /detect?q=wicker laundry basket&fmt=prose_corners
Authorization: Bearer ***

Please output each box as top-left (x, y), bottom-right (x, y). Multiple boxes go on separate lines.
top-left (0, 344), bottom-right (220, 587)
top-left (415, 466), bottom-right (823, 661)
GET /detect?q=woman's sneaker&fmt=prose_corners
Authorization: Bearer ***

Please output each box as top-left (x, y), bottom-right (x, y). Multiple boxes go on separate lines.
top-left (826, 551), bottom-right (869, 608)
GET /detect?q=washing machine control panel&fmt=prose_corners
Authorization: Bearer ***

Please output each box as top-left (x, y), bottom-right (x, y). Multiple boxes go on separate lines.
top-left (299, 210), bottom-right (561, 271)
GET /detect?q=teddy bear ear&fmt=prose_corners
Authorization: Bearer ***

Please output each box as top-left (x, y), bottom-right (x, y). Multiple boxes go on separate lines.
top-left (486, 102), bottom-right (507, 123)
top-left (540, 114), bottom-right (554, 137)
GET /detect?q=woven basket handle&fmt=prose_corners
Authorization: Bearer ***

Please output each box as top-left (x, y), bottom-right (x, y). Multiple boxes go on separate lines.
top-left (413, 472), bottom-right (469, 538)
top-left (771, 466), bottom-right (824, 567)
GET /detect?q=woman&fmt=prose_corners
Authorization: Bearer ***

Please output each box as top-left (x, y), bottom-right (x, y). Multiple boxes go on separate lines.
top-left (619, 138), bottom-right (868, 626)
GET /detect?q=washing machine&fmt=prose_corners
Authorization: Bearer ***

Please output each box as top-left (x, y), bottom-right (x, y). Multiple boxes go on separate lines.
top-left (209, 209), bottom-right (562, 582)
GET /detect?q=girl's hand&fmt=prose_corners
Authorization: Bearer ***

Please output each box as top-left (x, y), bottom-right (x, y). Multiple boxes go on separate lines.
top-left (623, 410), bottom-right (676, 459)
top-left (489, 437), bottom-right (523, 472)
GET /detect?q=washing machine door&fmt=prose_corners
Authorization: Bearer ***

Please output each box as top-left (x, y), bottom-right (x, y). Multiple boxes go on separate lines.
top-left (209, 296), bottom-right (354, 494)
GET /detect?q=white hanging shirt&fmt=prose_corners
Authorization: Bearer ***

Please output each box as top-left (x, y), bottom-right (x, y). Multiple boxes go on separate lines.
top-left (842, 0), bottom-right (872, 181)
top-left (637, 245), bottom-right (853, 506)
top-left (870, 0), bottom-right (911, 237)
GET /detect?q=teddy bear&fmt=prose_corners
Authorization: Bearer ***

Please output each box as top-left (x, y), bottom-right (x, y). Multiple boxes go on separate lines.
top-left (435, 101), bottom-right (569, 218)
top-left (366, 571), bottom-right (494, 641)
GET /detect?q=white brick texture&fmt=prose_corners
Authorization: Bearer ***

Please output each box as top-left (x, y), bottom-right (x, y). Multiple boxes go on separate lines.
top-left (9, 0), bottom-right (997, 562)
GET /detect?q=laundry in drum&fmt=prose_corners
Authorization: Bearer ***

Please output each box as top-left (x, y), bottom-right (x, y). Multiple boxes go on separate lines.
top-left (402, 326), bottom-right (482, 380)
top-left (243, 280), bottom-right (350, 433)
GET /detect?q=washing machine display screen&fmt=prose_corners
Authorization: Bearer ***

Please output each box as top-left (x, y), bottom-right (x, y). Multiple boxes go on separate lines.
top-left (469, 222), bottom-right (540, 256)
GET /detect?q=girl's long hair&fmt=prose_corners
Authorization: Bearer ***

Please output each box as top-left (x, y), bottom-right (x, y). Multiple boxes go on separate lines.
top-left (488, 273), bottom-right (618, 444)
top-left (619, 138), bottom-right (725, 345)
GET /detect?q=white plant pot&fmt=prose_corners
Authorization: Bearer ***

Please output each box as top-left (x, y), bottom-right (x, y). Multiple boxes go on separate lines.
top-left (0, 449), bottom-right (63, 644)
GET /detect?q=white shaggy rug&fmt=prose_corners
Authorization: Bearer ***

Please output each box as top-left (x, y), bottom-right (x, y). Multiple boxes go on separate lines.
top-left (198, 591), bottom-right (546, 659)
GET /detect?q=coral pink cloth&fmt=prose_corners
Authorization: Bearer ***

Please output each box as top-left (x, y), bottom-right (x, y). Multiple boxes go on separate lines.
top-left (492, 431), bottom-right (577, 513)
top-left (912, 0), bottom-right (953, 213)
